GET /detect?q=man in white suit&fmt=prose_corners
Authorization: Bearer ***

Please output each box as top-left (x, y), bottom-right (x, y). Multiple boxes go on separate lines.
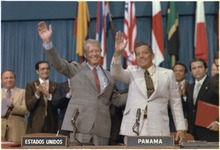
top-left (110, 31), bottom-right (186, 143)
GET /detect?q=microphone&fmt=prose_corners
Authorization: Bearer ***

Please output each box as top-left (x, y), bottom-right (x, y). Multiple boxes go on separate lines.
top-left (132, 108), bottom-right (141, 136)
top-left (136, 108), bottom-right (141, 122)
top-left (71, 108), bottom-right (79, 124)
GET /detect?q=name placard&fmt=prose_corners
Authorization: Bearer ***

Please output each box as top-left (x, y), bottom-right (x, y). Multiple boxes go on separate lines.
top-left (127, 136), bottom-right (174, 146)
top-left (22, 136), bottom-right (67, 148)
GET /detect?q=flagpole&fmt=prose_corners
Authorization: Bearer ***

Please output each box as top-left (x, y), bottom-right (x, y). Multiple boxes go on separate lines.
top-left (171, 55), bottom-right (176, 67)
top-left (86, 3), bottom-right (93, 38)
top-left (107, 2), bottom-right (115, 40)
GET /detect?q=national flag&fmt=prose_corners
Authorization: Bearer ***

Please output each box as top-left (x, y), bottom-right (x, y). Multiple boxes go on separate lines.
top-left (152, 1), bottom-right (165, 66)
top-left (194, 1), bottom-right (208, 62)
top-left (96, 1), bottom-right (112, 69)
top-left (123, 1), bottom-right (137, 66)
top-left (76, 1), bottom-right (89, 56)
top-left (167, 2), bottom-right (179, 66)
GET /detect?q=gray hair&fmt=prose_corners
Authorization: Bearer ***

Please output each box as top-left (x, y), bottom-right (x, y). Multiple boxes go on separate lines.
top-left (83, 39), bottom-right (101, 53)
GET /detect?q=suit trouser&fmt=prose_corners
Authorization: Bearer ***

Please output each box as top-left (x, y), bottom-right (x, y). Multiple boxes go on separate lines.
top-left (70, 132), bottom-right (109, 146)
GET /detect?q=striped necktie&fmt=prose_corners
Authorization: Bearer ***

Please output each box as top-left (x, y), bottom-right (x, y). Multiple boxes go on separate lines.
top-left (144, 70), bottom-right (155, 98)
top-left (6, 89), bottom-right (12, 99)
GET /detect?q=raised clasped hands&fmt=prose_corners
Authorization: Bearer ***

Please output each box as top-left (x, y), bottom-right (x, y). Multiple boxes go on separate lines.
top-left (38, 21), bottom-right (52, 44)
top-left (34, 82), bottom-right (49, 97)
top-left (114, 31), bottom-right (128, 57)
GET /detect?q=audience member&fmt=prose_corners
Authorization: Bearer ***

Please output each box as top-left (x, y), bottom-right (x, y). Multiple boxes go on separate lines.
top-left (1, 70), bottom-right (28, 142)
top-left (211, 62), bottom-right (218, 76)
top-left (52, 80), bottom-right (71, 136)
top-left (110, 31), bottom-right (186, 144)
top-left (186, 58), bottom-right (219, 141)
top-left (25, 60), bottom-right (58, 133)
top-left (169, 63), bottom-right (188, 132)
top-left (37, 21), bottom-right (127, 145)
top-left (211, 51), bottom-right (219, 76)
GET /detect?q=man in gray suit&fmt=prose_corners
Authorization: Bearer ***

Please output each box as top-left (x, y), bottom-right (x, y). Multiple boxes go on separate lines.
top-left (111, 31), bottom-right (186, 144)
top-left (37, 21), bottom-right (126, 145)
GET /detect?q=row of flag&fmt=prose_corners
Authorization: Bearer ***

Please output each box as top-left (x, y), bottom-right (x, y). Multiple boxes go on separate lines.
top-left (75, 1), bottom-right (209, 69)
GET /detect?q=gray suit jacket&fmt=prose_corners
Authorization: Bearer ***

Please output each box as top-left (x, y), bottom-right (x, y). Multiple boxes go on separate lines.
top-left (44, 48), bottom-right (126, 138)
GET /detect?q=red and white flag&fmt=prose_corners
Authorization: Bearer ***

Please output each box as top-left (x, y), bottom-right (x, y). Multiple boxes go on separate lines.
top-left (194, 1), bottom-right (208, 62)
top-left (124, 1), bottom-right (137, 66)
top-left (96, 1), bottom-right (112, 69)
top-left (152, 1), bottom-right (164, 66)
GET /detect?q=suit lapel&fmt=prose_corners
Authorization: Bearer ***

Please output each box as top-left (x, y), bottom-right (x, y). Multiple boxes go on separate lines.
top-left (148, 67), bottom-right (161, 101)
top-left (49, 81), bottom-right (56, 94)
top-left (82, 62), bottom-right (100, 93)
top-left (11, 87), bottom-right (18, 103)
top-left (197, 77), bottom-right (209, 101)
top-left (100, 69), bottom-right (111, 95)
top-left (148, 68), bottom-right (168, 101)
top-left (1, 88), bottom-right (6, 98)
top-left (133, 70), bottom-right (148, 99)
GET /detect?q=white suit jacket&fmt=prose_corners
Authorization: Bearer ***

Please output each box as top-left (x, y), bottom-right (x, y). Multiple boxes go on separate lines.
top-left (110, 56), bottom-right (186, 136)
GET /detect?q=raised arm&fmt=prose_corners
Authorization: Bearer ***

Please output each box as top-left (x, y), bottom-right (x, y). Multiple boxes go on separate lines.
top-left (38, 21), bottom-right (52, 44)
top-left (110, 31), bottom-right (130, 84)
top-left (114, 31), bottom-right (128, 57)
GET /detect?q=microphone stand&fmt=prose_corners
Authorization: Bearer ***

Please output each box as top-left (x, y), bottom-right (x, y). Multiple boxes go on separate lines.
top-left (132, 108), bottom-right (141, 136)
top-left (71, 108), bottom-right (82, 146)
top-left (71, 109), bottom-right (94, 146)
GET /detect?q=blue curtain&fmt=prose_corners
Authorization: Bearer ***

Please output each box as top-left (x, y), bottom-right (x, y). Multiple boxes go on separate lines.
top-left (1, 2), bottom-right (218, 90)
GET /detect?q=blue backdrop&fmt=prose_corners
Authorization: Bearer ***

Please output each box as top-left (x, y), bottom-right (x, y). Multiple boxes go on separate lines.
top-left (1, 1), bottom-right (219, 89)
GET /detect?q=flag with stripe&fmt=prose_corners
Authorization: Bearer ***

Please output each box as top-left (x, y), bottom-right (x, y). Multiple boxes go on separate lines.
top-left (152, 1), bottom-right (164, 66)
top-left (167, 2), bottom-right (179, 66)
top-left (123, 1), bottom-right (137, 66)
top-left (76, 1), bottom-right (89, 57)
top-left (96, 1), bottom-right (112, 69)
top-left (194, 1), bottom-right (208, 62)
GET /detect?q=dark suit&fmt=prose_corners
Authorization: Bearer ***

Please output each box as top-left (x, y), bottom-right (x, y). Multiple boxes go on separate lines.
top-left (186, 76), bottom-right (219, 141)
top-left (25, 80), bottom-right (58, 133)
top-left (109, 88), bottom-right (127, 145)
top-left (52, 81), bottom-right (70, 136)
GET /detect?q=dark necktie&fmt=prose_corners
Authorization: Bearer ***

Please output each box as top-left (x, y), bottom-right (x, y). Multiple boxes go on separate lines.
top-left (144, 70), bottom-right (155, 98)
top-left (42, 81), bottom-right (48, 116)
top-left (193, 82), bottom-right (201, 105)
top-left (7, 89), bottom-right (12, 99)
top-left (93, 68), bottom-right (100, 94)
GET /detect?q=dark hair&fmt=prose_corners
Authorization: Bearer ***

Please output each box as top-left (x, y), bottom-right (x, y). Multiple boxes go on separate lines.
top-left (189, 58), bottom-right (207, 71)
top-left (172, 62), bottom-right (187, 73)
top-left (1, 69), bottom-right (16, 79)
top-left (134, 42), bottom-right (153, 54)
top-left (35, 60), bottom-right (50, 70)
